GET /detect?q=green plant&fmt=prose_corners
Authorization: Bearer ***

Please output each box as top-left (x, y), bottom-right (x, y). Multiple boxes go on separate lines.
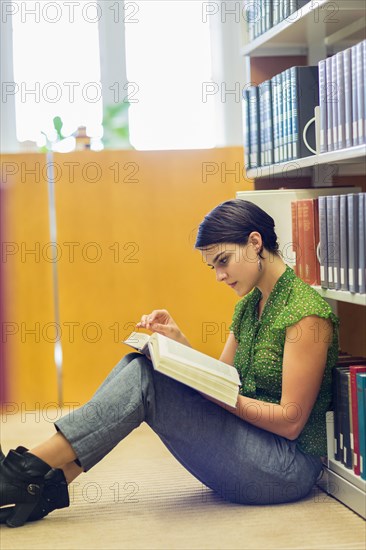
top-left (39, 116), bottom-right (67, 152)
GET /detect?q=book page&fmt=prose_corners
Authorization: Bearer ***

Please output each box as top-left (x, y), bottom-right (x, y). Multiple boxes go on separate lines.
top-left (123, 331), bottom-right (150, 352)
top-left (154, 333), bottom-right (240, 385)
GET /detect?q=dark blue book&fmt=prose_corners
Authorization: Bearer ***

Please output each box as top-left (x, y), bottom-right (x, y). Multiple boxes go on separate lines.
top-left (290, 66), bottom-right (319, 159)
top-left (358, 193), bottom-right (365, 293)
top-left (242, 89), bottom-right (251, 169)
top-left (248, 86), bottom-right (260, 168)
top-left (347, 193), bottom-right (359, 293)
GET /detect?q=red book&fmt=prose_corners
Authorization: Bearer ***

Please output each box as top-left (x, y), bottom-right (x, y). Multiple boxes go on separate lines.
top-left (291, 201), bottom-right (298, 276)
top-left (350, 365), bottom-right (366, 475)
top-left (296, 201), bottom-right (305, 281)
top-left (302, 198), bottom-right (321, 285)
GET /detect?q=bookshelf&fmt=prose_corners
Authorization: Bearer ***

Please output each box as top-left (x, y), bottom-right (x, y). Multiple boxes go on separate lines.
top-left (246, 143), bottom-right (366, 179)
top-left (239, 0), bottom-right (366, 517)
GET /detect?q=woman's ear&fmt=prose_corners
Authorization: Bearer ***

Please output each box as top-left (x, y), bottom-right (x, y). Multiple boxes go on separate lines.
top-left (247, 231), bottom-right (263, 251)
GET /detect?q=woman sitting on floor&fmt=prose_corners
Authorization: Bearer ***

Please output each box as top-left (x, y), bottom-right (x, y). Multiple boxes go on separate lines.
top-left (0, 199), bottom-right (339, 527)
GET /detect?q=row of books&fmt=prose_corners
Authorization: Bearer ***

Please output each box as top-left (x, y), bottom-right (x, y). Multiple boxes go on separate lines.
top-left (243, 66), bottom-right (319, 169)
top-left (244, 1), bottom-right (309, 42)
top-left (319, 40), bottom-right (366, 153)
top-left (291, 193), bottom-right (366, 294)
top-left (332, 355), bottom-right (366, 480)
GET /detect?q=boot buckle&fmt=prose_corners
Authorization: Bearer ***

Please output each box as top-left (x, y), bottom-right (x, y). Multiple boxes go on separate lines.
top-left (27, 484), bottom-right (39, 496)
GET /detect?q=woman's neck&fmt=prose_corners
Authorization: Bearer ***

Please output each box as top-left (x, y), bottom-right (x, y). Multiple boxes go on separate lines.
top-left (256, 254), bottom-right (287, 303)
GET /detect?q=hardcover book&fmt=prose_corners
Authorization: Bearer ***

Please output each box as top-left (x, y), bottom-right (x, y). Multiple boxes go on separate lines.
top-left (350, 366), bottom-right (366, 476)
top-left (290, 66), bottom-right (319, 159)
top-left (123, 332), bottom-right (241, 408)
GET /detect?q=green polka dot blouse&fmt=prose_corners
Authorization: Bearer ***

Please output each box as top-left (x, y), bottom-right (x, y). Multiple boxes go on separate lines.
top-left (230, 264), bottom-right (339, 456)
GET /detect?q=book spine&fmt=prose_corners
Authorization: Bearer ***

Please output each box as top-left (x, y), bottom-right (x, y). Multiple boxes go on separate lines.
top-left (326, 195), bottom-right (334, 289)
top-left (332, 195), bottom-right (341, 290)
top-left (314, 197), bottom-right (320, 285)
top-left (334, 366), bottom-right (350, 463)
top-left (336, 51), bottom-right (346, 150)
top-left (350, 366), bottom-right (366, 476)
top-left (364, 192), bottom-right (366, 289)
top-left (331, 54), bottom-right (339, 150)
top-left (357, 373), bottom-right (366, 480)
top-left (282, 69), bottom-right (289, 162)
top-left (356, 41), bottom-right (365, 145)
top-left (318, 195), bottom-right (328, 289)
top-left (291, 201), bottom-right (298, 275)
top-left (266, 0), bottom-right (272, 33)
top-left (272, 74), bottom-right (279, 163)
top-left (297, 66), bottom-right (319, 157)
top-left (318, 59), bottom-right (327, 153)
top-left (268, 78), bottom-right (274, 165)
top-left (358, 193), bottom-right (366, 293)
top-left (343, 48), bottom-right (353, 148)
top-left (288, 67), bottom-right (295, 160)
top-left (347, 193), bottom-right (359, 293)
top-left (325, 56), bottom-right (334, 152)
top-left (249, 86), bottom-right (259, 168)
top-left (363, 40), bottom-right (366, 142)
top-left (339, 194), bottom-right (349, 291)
top-left (243, 89), bottom-right (251, 170)
top-left (259, 82), bottom-right (266, 166)
top-left (302, 199), bottom-right (319, 285)
top-left (296, 200), bottom-right (305, 281)
top-left (278, 71), bottom-right (284, 162)
top-left (340, 370), bottom-right (352, 469)
top-left (273, 0), bottom-right (279, 27)
top-left (351, 45), bottom-right (359, 146)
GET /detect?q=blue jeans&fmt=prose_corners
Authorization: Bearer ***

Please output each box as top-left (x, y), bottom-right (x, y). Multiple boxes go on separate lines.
top-left (55, 353), bottom-right (322, 505)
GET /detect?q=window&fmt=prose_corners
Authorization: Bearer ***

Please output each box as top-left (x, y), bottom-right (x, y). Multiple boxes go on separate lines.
top-left (124, 1), bottom-right (215, 150)
top-left (11, 0), bottom-right (103, 150)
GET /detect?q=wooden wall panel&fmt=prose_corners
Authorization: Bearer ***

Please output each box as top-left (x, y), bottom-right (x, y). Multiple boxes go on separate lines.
top-left (1, 148), bottom-right (252, 407)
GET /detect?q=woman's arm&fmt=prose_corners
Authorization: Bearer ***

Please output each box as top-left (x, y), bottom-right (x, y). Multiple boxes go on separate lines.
top-left (219, 332), bottom-right (238, 364)
top-left (207, 315), bottom-right (333, 440)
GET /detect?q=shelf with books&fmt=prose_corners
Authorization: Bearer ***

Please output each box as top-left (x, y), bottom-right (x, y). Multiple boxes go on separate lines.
top-left (241, 0), bottom-right (366, 57)
top-left (245, 144), bottom-right (366, 179)
top-left (312, 286), bottom-right (366, 306)
top-left (241, 0), bottom-right (366, 519)
top-left (317, 411), bottom-right (366, 519)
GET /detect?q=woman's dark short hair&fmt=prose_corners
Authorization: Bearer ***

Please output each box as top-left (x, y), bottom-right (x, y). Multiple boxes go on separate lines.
top-left (194, 199), bottom-right (279, 256)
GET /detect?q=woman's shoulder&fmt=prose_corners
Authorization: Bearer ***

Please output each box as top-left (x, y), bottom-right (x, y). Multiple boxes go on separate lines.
top-left (274, 273), bottom-right (339, 330)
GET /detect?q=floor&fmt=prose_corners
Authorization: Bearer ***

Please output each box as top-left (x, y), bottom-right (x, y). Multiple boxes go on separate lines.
top-left (0, 411), bottom-right (365, 550)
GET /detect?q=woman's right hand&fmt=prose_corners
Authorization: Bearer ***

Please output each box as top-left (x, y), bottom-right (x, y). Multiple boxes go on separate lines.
top-left (136, 309), bottom-right (191, 347)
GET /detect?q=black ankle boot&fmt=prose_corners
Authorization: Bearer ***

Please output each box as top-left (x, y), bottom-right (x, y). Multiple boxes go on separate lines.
top-left (0, 446), bottom-right (70, 525)
top-left (0, 447), bottom-right (53, 527)
top-left (27, 467), bottom-right (70, 522)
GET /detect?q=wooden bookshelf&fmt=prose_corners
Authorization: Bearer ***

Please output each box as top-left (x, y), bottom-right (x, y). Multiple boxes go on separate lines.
top-left (240, 0), bottom-right (366, 516)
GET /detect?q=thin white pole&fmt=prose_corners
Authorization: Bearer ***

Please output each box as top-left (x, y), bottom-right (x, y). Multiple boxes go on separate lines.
top-left (46, 150), bottom-right (63, 407)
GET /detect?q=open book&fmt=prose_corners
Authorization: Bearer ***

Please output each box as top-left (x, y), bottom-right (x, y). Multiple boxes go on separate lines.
top-left (123, 331), bottom-right (241, 408)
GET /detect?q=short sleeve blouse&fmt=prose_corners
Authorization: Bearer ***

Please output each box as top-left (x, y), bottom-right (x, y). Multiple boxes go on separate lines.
top-left (230, 264), bottom-right (339, 456)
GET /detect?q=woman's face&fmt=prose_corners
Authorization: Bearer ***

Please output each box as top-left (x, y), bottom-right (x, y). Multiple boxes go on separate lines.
top-left (200, 239), bottom-right (261, 297)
